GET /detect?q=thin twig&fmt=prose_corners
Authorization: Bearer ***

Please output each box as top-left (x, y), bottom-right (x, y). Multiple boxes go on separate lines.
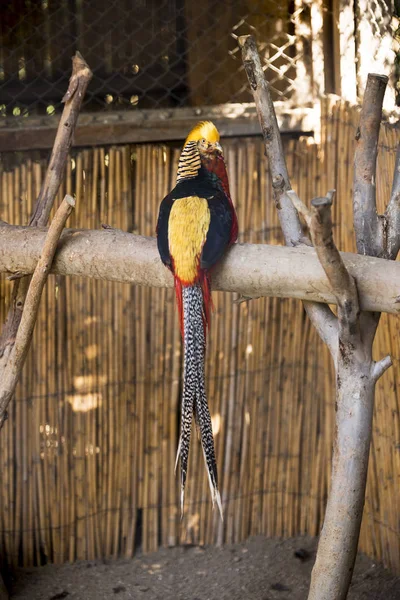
top-left (0, 196), bottom-right (75, 429)
top-left (371, 355), bottom-right (392, 382)
top-left (287, 190), bottom-right (312, 228)
top-left (6, 272), bottom-right (26, 281)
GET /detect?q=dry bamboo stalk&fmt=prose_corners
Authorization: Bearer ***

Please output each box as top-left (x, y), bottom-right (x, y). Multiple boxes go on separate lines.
top-left (140, 149), bottom-right (149, 552)
top-left (74, 267), bottom-right (85, 561)
top-left (291, 304), bottom-right (304, 536)
top-left (130, 165), bottom-right (140, 553)
top-left (3, 180), bottom-right (13, 570)
top-left (169, 306), bottom-right (180, 545)
top-left (148, 147), bottom-right (159, 553)
top-left (66, 255), bottom-right (76, 562)
top-left (105, 148), bottom-right (115, 557)
top-left (238, 303), bottom-right (252, 540)
top-left (58, 184), bottom-right (69, 565)
top-left (271, 299), bottom-right (285, 536)
top-left (8, 178), bottom-right (19, 567)
top-left (48, 279), bottom-right (60, 561)
top-left (34, 294), bottom-right (49, 562)
top-left (168, 148), bottom-right (181, 546)
top-left (280, 299), bottom-right (294, 536)
top-left (85, 149), bottom-right (97, 560)
top-left (156, 148), bottom-right (167, 548)
top-left (112, 150), bottom-right (122, 560)
top-left (119, 148), bottom-right (129, 558)
top-left (92, 149), bottom-right (104, 558)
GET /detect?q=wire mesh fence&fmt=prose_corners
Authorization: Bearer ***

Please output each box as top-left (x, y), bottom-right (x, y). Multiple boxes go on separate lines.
top-left (0, 0), bottom-right (311, 118)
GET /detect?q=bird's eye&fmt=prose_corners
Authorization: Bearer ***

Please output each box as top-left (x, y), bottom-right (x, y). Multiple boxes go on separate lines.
top-left (201, 138), bottom-right (206, 143)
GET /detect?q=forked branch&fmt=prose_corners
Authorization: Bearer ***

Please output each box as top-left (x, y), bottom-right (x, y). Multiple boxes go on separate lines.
top-left (309, 195), bottom-right (360, 346)
top-left (239, 34), bottom-right (396, 600)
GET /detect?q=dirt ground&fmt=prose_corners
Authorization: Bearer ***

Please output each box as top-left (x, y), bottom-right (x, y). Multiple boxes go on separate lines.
top-left (8, 536), bottom-right (400, 600)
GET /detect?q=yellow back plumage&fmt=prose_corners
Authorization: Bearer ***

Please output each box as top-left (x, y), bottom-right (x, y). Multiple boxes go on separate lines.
top-left (185, 121), bottom-right (220, 145)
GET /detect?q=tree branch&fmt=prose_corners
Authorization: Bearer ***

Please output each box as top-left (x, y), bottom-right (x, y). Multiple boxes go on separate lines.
top-left (0, 196), bottom-right (75, 428)
top-left (1, 225), bottom-right (400, 315)
top-left (305, 74), bottom-right (393, 599)
top-left (294, 192), bottom-right (392, 600)
top-left (371, 355), bottom-right (392, 382)
top-left (0, 52), bottom-right (92, 373)
top-left (353, 73), bottom-right (388, 257)
top-left (238, 34), bottom-right (303, 246)
top-left (238, 34), bottom-right (336, 354)
top-left (29, 53), bottom-right (92, 227)
top-left (310, 196), bottom-right (360, 345)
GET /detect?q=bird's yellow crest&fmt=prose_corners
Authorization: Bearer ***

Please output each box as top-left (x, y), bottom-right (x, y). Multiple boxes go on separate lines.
top-left (185, 121), bottom-right (220, 145)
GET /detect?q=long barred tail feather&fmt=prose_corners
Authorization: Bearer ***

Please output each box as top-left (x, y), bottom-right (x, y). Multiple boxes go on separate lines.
top-left (176, 287), bottom-right (196, 516)
top-left (193, 301), bottom-right (223, 518)
top-left (176, 284), bottom-right (223, 519)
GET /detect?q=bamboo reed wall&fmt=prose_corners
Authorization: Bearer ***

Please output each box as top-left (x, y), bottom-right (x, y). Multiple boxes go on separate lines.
top-left (0, 98), bottom-right (399, 572)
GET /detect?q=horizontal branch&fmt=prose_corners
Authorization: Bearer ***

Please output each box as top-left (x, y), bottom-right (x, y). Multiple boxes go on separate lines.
top-left (0, 224), bottom-right (400, 315)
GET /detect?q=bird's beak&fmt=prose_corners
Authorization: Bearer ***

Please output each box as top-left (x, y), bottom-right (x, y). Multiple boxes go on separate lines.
top-left (214, 141), bottom-right (223, 154)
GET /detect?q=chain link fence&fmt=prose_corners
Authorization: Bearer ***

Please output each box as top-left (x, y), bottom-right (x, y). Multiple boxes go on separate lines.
top-left (0, 0), bottom-right (310, 118)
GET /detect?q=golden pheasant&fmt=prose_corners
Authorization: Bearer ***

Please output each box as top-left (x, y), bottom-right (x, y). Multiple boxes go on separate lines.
top-left (156, 121), bottom-right (238, 517)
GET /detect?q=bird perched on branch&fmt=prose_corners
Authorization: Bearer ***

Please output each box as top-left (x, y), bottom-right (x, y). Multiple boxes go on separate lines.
top-left (156, 121), bottom-right (238, 518)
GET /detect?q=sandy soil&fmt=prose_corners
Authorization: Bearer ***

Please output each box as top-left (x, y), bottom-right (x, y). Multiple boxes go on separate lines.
top-left (8, 536), bottom-right (400, 600)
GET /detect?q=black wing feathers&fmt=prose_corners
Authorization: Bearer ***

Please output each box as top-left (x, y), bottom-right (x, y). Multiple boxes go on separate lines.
top-left (156, 177), bottom-right (232, 272)
top-left (201, 190), bottom-right (232, 270)
top-left (156, 193), bottom-right (173, 268)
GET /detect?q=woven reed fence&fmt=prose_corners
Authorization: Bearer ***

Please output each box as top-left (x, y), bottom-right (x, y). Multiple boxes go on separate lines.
top-left (0, 98), bottom-right (399, 572)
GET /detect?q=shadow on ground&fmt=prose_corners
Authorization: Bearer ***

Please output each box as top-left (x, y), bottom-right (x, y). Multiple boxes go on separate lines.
top-left (9, 536), bottom-right (400, 600)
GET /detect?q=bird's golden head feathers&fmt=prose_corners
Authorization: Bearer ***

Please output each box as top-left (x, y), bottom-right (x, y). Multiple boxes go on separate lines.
top-left (185, 121), bottom-right (220, 145)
